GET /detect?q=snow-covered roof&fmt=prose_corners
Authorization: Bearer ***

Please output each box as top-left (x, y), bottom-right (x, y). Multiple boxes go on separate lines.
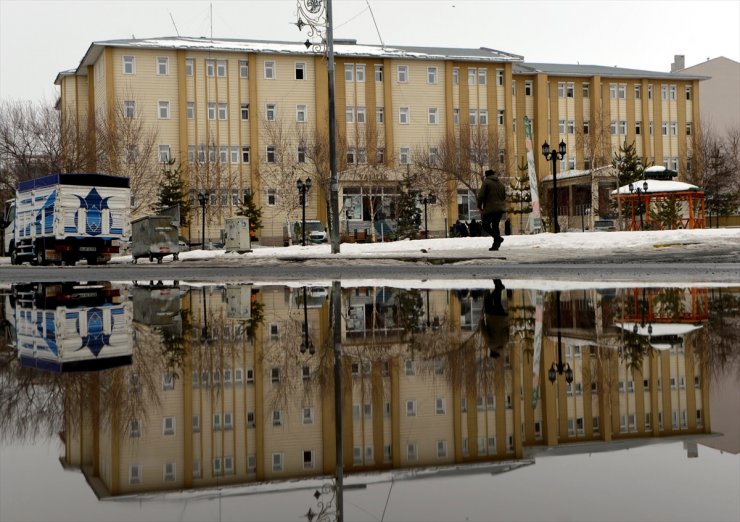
top-left (618, 322), bottom-right (703, 343)
top-left (611, 179), bottom-right (701, 195)
top-left (71, 36), bottom-right (523, 75)
top-left (514, 62), bottom-right (708, 81)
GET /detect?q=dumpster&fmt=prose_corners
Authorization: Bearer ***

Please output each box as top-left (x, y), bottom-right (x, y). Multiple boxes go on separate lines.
top-left (131, 215), bottom-right (179, 263)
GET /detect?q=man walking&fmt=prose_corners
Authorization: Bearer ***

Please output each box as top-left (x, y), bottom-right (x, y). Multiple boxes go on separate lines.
top-left (477, 169), bottom-right (507, 251)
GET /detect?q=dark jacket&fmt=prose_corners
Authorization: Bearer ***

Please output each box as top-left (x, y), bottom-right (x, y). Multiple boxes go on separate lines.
top-left (477, 174), bottom-right (507, 214)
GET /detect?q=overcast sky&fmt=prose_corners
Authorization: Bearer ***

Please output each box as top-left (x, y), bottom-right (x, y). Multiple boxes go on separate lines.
top-left (1, 0), bottom-right (739, 102)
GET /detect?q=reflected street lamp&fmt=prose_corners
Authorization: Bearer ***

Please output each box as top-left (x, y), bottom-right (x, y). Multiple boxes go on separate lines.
top-left (628, 181), bottom-right (649, 231)
top-left (197, 191), bottom-right (209, 249)
top-left (548, 290), bottom-right (574, 384)
top-left (418, 192), bottom-right (436, 238)
top-left (541, 140), bottom-right (567, 233)
top-left (297, 177), bottom-right (312, 246)
top-left (300, 286), bottom-right (315, 355)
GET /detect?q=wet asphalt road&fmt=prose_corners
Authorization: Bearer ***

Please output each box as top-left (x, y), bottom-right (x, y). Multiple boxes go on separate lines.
top-left (1, 242), bottom-right (739, 284)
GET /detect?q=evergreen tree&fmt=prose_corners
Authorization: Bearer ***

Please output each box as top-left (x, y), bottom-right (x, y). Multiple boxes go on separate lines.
top-left (236, 189), bottom-right (263, 239)
top-left (508, 158), bottom-right (533, 233)
top-left (613, 140), bottom-right (649, 187)
top-left (395, 185), bottom-right (421, 240)
top-left (155, 159), bottom-right (191, 226)
top-left (650, 195), bottom-right (683, 230)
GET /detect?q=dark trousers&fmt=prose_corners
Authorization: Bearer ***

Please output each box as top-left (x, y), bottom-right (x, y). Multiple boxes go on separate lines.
top-left (481, 211), bottom-right (504, 243)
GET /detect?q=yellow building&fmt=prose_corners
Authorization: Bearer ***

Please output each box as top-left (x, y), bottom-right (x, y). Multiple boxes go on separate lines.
top-left (53, 283), bottom-right (718, 498)
top-left (55, 37), bottom-right (705, 243)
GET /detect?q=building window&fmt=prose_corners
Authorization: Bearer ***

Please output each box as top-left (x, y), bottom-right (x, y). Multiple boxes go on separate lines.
top-left (220, 145), bottom-right (228, 163)
top-left (407, 443), bottom-right (418, 460)
top-left (406, 399), bottom-right (416, 416)
top-left (436, 397), bottom-right (446, 415)
top-left (356, 106), bottom-right (366, 123)
top-left (187, 145), bottom-right (195, 164)
top-left (397, 64), bottom-right (408, 83)
top-left (158, 101), bottom-right (170, 119)
top-left (264, 61), bottom-right (275, 79)
top-left (242, 145), bottom-right (250, 163)
top-left (478, 68), bottom-right (487, 85)
top-left (239, 60), bottom-right (248, 78)
top-left (272, 410), bottom-right (283, 427)
top-left (158, 145), bottom-right (171, 163)
top-left (129, 419), bottom-right (141, 438)
top-left (648, 84), bottom-right (653, 99)
top-left (356, 64), bottom-right (365, 82)
top-left (129, 464), bottom-right (142, 484)
top-left (376, 107), bottom-right (384, 123)
top-left (266, 103), bottom-right (276, 121)
top-left (525, 80), bottom-right (533, 96)
top-left (635, 84), bottom-right (641, 99)
top-left (479, 109), bottom-right (488, 125)
top-left (467, 67), bottom-right (476, 85)
top-left (567, 120), bottom-right (575, 134)
top-left (619, 120), bottom-right (627, 134)
top-left (266, 145), bottom-right (276, 163)
top-left (558, 119), bottom-right (566, 134)
top-left (344, 63), bottom-right (354, 82)
top-left (124, 100), bottom-right (136, 119)
top-left (427, 66), bottom-right (437, 84)
top-left (565, 82), bottom-right (574, 97)
top-left (671, 122), bottom-right (677, 135)
top-left (497, 110), bottom-right (504, 126)
top-left (163, 462), bottom-right (176, 481)
top-left (609, 83), bottom-right (617, 99)
top-left (437, 440), bottom-right (448, 458)
top-left (241, 103), bottom-right (249, 120)
top-left (162, 372), bottom-right (175, 390)
top-left (163, 416), bottom-right (175, 436)
top-left (185, 58), bottom-right (194, 76)
top-left (610, 121), bottom-right (617, 135)
top-left (399, 147), bottom-right (410, 165)
top-left (216, 60), bottom-right (226, 77)
top-left (670, 85), bottom-right (677, 100)
top-left (661, 84), bottom-right (668, 100)
top-left (686, 122), bottom-right (692, 136)
top-left (206, 59), bottom-right (215, 77)
top-left (298, 145), bottom-right (306, 163)
top-left (346, 147), bottom-right (356, 165)
top-left (374, 64), bottom-right (383, 82)
top-left (453, 108), bottom-right (460, 125)
top-left (271, 367), bottom-right (281, 383)
top-left (452, 67), bottom-right (459, 85)
top-left (635, 121), bottom-right (642, 135)
top-left (296, 104), bottom-right (307, 123)
top-left (218, 103), bottom-right (227, 120)
top-left (618, 83), bottom-right (626, 99)
top-left (428, 107), bottom-right (438, 124)
top-left (662, 121), bottom-right (668, 135)
top-left (303, 450), bottom-right (314, 469)
top-left (399, 107), bottom-right (409, 124)
top-left (685, 85), bottom-right (692, 100)
top-left (496, 69), bottom-right (504, 86)
top-left (272, 453), bottom-right (283, 472)
top-left (230, 146), bottom-right (239, 163)
top-left (123, 55), bottom-right (135, 75)
top-left (345, 106), bottom-right (355, 123)
top-left (157, 56), bottom-right (169, 75)
top-left (185, 101), bottom-right (194, 119)
top-left (303, 407), bottom-right (314, 424)
top-left (295, 62), bottom-right (306, 80)
top-left (208, 102), bottom-right (216, 120)
top-left (376, 147), bottom-right (385, 164)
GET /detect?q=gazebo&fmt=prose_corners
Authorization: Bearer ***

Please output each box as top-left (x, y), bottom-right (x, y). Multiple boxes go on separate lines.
top-left (611, 167), bottom-right (705, 230)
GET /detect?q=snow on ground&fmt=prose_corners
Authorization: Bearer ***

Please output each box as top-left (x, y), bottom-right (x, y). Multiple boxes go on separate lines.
top-left (111, 227), bottom-right (740, 263)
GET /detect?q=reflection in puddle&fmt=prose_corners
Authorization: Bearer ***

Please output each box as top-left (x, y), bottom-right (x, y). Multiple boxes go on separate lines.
top-left (0, 280), bottom-right (737, 520)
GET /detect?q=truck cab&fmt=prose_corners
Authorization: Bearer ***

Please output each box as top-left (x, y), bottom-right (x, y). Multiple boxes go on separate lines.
top-left (1, 200), bottom-right (15, 259)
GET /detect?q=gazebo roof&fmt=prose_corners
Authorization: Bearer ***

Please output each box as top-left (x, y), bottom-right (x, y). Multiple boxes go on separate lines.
top-left (611, 179), bottom-right (701, 195)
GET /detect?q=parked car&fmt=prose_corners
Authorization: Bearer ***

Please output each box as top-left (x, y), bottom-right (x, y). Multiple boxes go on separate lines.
top-left (594, 219), bottom-right (617, 231)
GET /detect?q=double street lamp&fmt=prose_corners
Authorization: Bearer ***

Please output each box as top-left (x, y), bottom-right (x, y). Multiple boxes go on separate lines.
top-left (629, 181), bottom-right (649, 231)
top-left (296, 177), bottom-right (312, 246)
top-left (542, 140), bottom-right (567, 233)
top-left (197, 191), bottom-right (209, 249)
top-left (418, 192), bottom-right (436, 238)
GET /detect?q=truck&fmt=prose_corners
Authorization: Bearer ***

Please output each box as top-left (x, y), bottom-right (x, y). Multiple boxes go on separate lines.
top-left (8, 281), bottom-right (132, 373)
top-left (2, 173), bottom-right (130, 266)
top-left (282, 219), bottom-right (328, 246)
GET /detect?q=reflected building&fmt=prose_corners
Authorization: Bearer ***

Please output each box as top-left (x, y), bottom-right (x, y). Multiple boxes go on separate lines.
top-left (48, 283), bottom-right (721, 498)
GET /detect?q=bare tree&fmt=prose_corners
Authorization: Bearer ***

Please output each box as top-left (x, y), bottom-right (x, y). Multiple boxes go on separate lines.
top-left (575, 106), bottom-right (613, 170)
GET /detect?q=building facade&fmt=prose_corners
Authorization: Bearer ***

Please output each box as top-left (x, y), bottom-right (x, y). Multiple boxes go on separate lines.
top-left (55, 37), bottom-right (705, 243)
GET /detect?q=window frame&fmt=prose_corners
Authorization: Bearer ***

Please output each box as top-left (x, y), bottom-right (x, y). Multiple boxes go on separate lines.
top-left (156, 56), bottom-right (169, 76)
top-left (122, 55), bottom-right (135, 75)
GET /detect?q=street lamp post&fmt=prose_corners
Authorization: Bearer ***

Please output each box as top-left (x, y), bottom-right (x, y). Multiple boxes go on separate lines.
top-left (541, 140), bottom-right (567, 233)
top-left (548, 290), bottom-right (574, 384)
top-left (418, 192), bottom-right (436, 238)
top-left (628, 181), bottom-right (649, 231)
top-left (296, 177), bottom-right (312, 246)
top-left (197, 192), bottom-right (209, 249)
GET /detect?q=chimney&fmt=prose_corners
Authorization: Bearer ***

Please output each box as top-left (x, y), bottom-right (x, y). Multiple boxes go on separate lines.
top-left (671, 55), bottom-right (685, 72)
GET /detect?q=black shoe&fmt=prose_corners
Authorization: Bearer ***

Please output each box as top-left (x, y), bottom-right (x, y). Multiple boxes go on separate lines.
top-left (489, 244), bottom-right (499, 251)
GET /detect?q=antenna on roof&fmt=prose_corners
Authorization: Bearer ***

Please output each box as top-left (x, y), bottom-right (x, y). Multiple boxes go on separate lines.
top-left (210, 3), bottom-right (213, 40)
top-left (169, 12), bottom-right (180, 37)
top-left (366, 0), bottom-right (384, 48)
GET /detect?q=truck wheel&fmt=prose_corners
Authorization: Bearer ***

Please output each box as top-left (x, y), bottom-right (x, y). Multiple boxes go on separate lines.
top-left (35, 249), bottom-right (45, 266)
top-left (87, 257), bottom-right (98, 266)
top-left (157, 256), bottom-right (163, 264)
top-left (10, 248), bottom-right (19, 265)
top-left (132, 257), bottom-right (137, 264)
